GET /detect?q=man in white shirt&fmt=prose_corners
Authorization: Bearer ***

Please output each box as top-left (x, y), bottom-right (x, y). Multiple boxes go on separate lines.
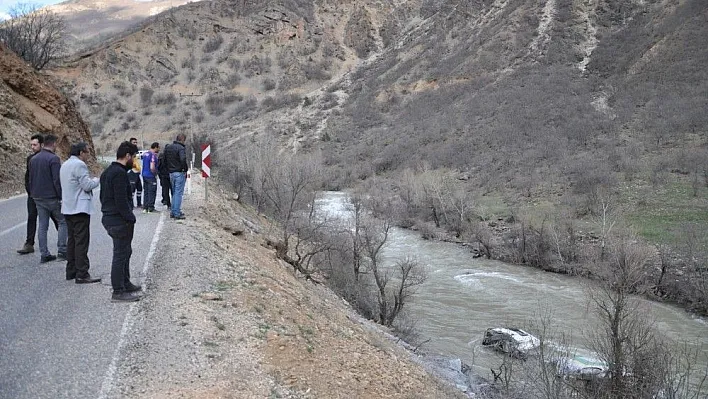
top-left (60, 142), bottom-right (100, 283)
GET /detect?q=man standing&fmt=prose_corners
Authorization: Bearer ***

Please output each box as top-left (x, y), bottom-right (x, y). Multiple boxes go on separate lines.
top-left (158, 143), bottom-right (171, 208)
top-left (60, 143), bottom-right (100, 283)
top-left (29, 134), bottom-right (67, 263)
top-left (100, 141), bottom-right (141, 302)
top-left (141, 142), bottom-right (160, 213)
top-left (127, 137), bottom-right (142, 209)
top-left (164, 133), bottom-right (188, 220)
top-left (17, 134), bottom-right (58, 254)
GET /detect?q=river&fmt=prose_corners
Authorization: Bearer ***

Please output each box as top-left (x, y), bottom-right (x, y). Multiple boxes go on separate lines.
top-left (317, 192), bottom-right (708, 382)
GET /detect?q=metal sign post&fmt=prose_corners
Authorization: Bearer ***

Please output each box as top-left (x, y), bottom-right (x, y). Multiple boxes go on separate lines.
top-left (201, 144), bottom-right (211, 202)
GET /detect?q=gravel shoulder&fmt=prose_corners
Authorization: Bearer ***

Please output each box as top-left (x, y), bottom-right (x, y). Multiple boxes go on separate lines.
top-left (107, 176), bottom-right (466, 398)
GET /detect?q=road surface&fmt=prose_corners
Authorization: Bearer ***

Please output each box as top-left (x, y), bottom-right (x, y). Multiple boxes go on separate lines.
top-left (0, 187), bottom-right (167, 399)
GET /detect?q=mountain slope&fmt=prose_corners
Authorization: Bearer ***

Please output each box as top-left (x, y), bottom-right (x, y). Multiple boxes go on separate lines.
top-left (51, 0), bottom-right (707, 241)
top-left (49, 0), bottom-right (197, 53)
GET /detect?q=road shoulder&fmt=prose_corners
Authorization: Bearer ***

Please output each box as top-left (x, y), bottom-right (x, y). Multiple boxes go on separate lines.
top-left (107, 176), bottom-right (465, 398)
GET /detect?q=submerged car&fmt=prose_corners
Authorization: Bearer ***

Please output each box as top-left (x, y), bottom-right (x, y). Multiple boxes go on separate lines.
top-left (553, 354), bottom-right (608, 381)
top-left (482, 327), bottom-right (540, 357)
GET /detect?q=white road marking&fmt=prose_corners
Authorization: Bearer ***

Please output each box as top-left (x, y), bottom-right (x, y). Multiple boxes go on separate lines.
top-left (97, 211), bottom-right (166, 399)
top-left (0, 193), bottom-right (27, 204)
top-left (0, 222), bottom-right (27, 238)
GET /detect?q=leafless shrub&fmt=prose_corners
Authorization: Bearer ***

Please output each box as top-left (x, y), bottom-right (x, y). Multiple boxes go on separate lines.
top-left (194, 110), bottom-right (205, 124)
top-left (304, 61), bottom-right (332, 81)
top-left (231, 96), bottom-right (258, 119)
top-left (243, 55), bottom-right (271, 77)
top-left (177, 24), bottom-right (197, 40)
top-left (202, 34), bottom-right (223, 53)
top-left (261, 94), bottom-right (302, 112)
top-left (262, 77), bottom-right (276, 91)
top-left (181, 55), bottom-right (196, 69)
top-left (223, 93), bottom-right (242, 104)
top-left (226, 72), bottom-right (241, 89)
top-left (154, 92), bottom-right (177, 105)
top-left (319, 92), bottom-right (339, 110)
top-left (205, 94), bottom-right (225, 116)
top-left (0, 3), bottom-right (66, 70)
top-left (186, 70), bottom-right (196, 83)
top-left (139, 85), bottom-right (154, 106)
top-left (227, 58), bottom-right (241, 71)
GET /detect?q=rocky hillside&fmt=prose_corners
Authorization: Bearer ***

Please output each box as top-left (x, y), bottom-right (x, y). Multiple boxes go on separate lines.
top-left (49, 0), bottom-right (196, 53)
top-left (0, 43), bottom-right (94, 197)
top-left (51, 0), bottom-right (706, 242)
top-left (53, 0), bottom-right (418, 152)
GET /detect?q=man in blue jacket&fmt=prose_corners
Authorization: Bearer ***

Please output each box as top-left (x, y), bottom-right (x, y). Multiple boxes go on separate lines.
top-left (141, 142), bottom-right (160, 213)
top-left (100, 141), bottom-right (141, 302)
top-left (60, 142), bottom-right (100, 283)
top-left (29, 134), bottom-right (67, 263)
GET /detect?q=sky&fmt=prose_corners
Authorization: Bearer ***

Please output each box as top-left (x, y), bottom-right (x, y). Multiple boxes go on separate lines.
top-left (0, 1), bottom-right (66, 19)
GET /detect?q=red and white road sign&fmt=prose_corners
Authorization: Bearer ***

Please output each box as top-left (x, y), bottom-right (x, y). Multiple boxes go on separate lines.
top-left (201, 144), bottom-right (211, 178)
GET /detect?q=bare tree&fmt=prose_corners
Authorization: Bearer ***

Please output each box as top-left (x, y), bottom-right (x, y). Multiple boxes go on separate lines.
top-left (0, 3), bottom-right (66, 70)
top-left (587, 236), bottom-right (668, 399)
top-left (356, 209), bottom-right (427, 327)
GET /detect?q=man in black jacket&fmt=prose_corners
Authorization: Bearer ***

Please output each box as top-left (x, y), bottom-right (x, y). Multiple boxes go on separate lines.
top-left (17, 134), bottom-right (58, 255)
top-left (100, 141), bottom-right (142, 303)
top-left (164, 133), bottom-right (188, 219)
top-left (157, 143), bottom-right (172, 208)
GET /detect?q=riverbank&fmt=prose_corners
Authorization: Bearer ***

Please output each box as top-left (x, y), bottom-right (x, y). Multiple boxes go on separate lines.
top-left (411, 215), bottom-right (707, 317)
top-left (107, 175), bottom-right (479, 398)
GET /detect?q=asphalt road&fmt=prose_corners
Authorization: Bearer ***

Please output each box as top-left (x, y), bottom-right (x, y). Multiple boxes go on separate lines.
top-left (0, 186), bottom-right (167, 399)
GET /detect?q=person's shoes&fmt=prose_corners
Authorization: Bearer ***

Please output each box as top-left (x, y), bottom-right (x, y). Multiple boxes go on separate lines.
top-left (17, 243), bottom-right (34, 254)
top-left (76, 276), bottom-right (102, 284)
top-left (66, 273), bottom-right (76, 280)
top-left (57, 252), bottom-right (67, 261)
top-left (125, 282), bottom-right (142, 292)
top-left (172, 214), bottom-right (185, 220)
top-left (111, 291), bottom-right (140, 302)
top-left (40, 255), bottom-right (57, 263)
top-left (142, 208), bottom-right (148, 213)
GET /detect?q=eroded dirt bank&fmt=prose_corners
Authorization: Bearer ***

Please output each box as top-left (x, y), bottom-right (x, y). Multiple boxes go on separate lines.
top-left (107, 176), bottom-right (465, 398)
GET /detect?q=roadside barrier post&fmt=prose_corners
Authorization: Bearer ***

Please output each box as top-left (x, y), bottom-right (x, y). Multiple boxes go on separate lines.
top-left (201, 144), bottom-right (211, 202)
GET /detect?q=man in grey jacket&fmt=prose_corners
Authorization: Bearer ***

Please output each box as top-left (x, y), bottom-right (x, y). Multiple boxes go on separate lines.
top-left (60, 143), bottom-right (101, 283)
top-left (30, 134), bottom-right (67, 263)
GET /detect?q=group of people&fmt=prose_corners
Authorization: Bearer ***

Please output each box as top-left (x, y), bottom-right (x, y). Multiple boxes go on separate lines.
top-left (17, 133), bottom-right (190, 302)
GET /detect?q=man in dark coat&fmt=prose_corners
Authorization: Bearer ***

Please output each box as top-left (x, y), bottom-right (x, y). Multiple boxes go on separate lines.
top-left (29, 134), bottom-right (67, 263)
top-left (163, 133), bottom-right (188, 219)
top-left (17, 134), bottom-right (58, 254)
top-left (157, 143), bottom-right (171, 208)
top-left (100, 141), bottom-right (142, 302)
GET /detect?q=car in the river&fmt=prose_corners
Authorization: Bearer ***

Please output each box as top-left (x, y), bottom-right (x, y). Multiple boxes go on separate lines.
top-left (552, 354), bottom-right (608, 381)
top-left (482, 327), bottom-right (540, 358)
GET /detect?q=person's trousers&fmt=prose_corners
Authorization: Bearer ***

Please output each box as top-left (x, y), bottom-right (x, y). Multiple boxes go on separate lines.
top-left (25, 196), bottom-right (58, 246)
top-left (65, 213), bottom-right (91, 278)
top-left (128, 173), bottom-right (142, 207)
top-left (170, 172), bottom-right (186, 217)
top-left (34, 198), bottom-right (67, 257)
top-left (103, 222), bottom-right (134, 292)
top-left (143, 176), bottom-right (157, 210)
top-left (159, 175), bottom-right (171, 206)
